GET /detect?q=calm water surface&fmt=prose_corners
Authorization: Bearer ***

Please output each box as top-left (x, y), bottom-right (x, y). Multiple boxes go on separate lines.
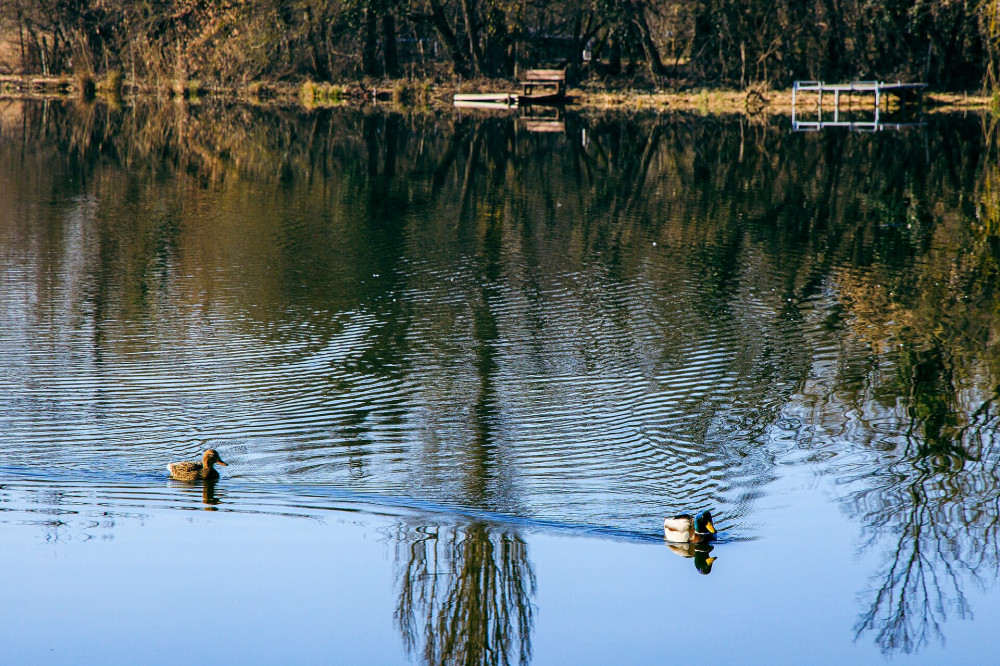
top-left (1, 99), bottom-right (999, 663)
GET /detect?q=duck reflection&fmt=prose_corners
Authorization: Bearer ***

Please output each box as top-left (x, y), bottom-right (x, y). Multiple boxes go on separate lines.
top-left (665, 542), bottom-right (717, 575)
top-left (393, 521), bottom-right (536, 665)
top-left (201, 480), bottom-right (222, 509)
top-left (167, 479), bottom-right (224, 511)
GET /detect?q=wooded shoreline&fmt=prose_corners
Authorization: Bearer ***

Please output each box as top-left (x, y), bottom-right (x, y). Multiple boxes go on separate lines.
top-left (1, 1), bottom-right (998, 105)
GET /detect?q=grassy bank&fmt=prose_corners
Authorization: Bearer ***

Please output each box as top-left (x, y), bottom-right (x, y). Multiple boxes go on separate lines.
top-left (0, 74), bottom-right (993, 114)
top-left (578, 88), bottom-right (993, 114)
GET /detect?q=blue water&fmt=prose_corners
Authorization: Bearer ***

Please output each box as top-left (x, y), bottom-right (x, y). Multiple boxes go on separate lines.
top-left (1, 99), bottom-right (999, 663)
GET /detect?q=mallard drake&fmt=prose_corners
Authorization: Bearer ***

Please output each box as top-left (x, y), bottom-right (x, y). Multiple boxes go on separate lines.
top-left (167, 449), bottom-right (228, 481)
top-left (663, 510), bottom-right (716, 543)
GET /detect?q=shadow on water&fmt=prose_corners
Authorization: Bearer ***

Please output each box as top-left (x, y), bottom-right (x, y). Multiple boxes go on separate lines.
top-left (2, 97), bottom-right (1000, 658)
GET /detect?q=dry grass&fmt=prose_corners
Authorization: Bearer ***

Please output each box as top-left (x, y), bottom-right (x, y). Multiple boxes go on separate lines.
top-left (96, 69), bottom-right (124, 96)
top-left (573, 88), bottom-right (992, 114)
top-left (0, 74), bottom-right (994, 116)
top-left (299, 80), bottom-right (345, 107)
top-left (392, 79), bottom-right (433, 107)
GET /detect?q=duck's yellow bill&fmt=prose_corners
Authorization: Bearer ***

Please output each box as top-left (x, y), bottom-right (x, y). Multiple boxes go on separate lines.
top-left (705, 520), bottom-right (716, 534)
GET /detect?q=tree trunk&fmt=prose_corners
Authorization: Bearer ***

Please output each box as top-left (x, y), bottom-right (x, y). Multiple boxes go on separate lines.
top-left (689, 3), bottom-right (718, 80)
top-left (303, 6), bottom-right (330, 79)
top-left (417, 0), bottom-right (472, 77)
top-left (609, 32), bottom-right (622, 76)
top-left (481, 6), bottom-right (511, 76)
top-left (459, 0), bottom-right (486, 74)
top-left (363, 10), bottom-right (380, 76)
top-left (629, 2), bottom-right (666, 78)
top-left (382, 13), bottom-right (399, 77)
top-left (820, 0), bottom-right (845, 80)
top-left (566, 13), bottom-right (582, 80)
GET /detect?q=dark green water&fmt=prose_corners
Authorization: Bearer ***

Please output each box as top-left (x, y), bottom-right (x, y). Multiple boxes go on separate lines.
top-left (1, 99), bottom-right (999, 664)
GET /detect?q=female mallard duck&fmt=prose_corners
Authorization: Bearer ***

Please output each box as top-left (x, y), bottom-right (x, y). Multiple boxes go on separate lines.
top-left (664, 510), bottom-right (716, 543)
top-left (167, 449), bottom-right (228, 481)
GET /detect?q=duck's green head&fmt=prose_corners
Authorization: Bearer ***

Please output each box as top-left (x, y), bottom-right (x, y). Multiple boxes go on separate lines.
top-left (694, 510), bottom-right (716, 535)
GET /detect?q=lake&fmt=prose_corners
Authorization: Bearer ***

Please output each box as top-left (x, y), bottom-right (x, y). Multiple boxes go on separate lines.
top-left (1, 98), bottom-right (999, 664)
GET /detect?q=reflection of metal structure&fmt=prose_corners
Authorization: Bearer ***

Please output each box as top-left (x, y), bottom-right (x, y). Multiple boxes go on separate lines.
top-left (792, 81), bottom-right (926, 132)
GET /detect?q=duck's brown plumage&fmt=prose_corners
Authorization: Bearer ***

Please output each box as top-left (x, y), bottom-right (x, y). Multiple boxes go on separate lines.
top-left (167, 449), bottom-right (228, 481)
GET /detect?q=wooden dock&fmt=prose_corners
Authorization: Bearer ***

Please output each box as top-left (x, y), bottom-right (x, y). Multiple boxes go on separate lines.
top-left (453, 92), bottom-right (518, 107)
top-left (791, 80), bottom-right (926, 131)
top-left (454, 68), bottom-right (568, 109)
top-left (518, 69), bottom-right (566, 103)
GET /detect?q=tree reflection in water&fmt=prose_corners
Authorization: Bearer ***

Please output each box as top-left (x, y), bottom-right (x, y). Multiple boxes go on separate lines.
top-left (801, 335), bottom-right (1000, 652)
top-left (843, 366), bottom-right (1000, 654)
top-left (393, 521), bottom-right (536, 666)
top-left (391, 181), bottom-right (536, 665)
